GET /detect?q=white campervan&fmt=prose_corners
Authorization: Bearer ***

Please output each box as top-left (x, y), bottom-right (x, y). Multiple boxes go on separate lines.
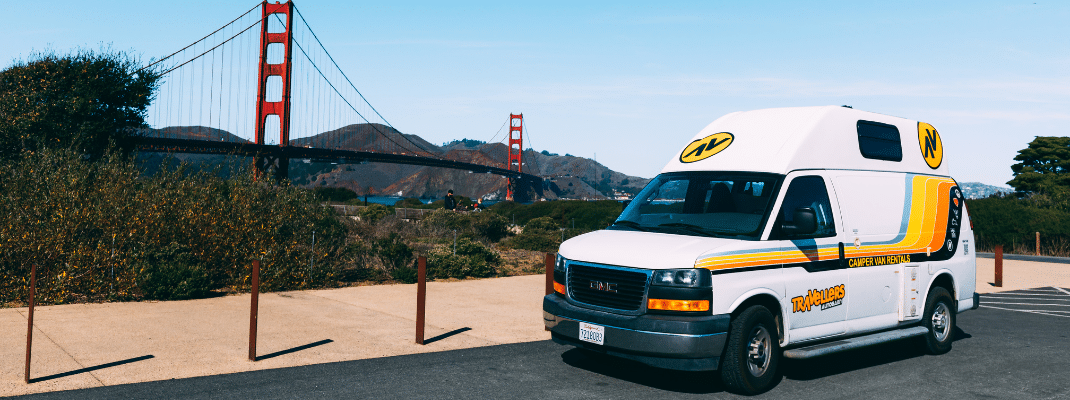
top-left (543, 106), bottom-right (978, 395)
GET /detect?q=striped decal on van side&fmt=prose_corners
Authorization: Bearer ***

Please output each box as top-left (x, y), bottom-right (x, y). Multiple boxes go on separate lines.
top-left (694, 175), bottom-right (962, 272)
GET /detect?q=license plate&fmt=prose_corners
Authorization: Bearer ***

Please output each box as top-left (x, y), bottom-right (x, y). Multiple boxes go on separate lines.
top-left (578, 322), bottom-right (605, 345)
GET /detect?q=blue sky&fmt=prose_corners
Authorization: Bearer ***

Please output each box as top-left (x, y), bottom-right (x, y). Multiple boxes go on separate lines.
top-left (5, 1), bottom-right (1068, 186)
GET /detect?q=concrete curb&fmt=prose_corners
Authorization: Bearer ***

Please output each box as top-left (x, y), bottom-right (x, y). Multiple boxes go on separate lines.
top-left (977, 252), bottom-right (1070, 265)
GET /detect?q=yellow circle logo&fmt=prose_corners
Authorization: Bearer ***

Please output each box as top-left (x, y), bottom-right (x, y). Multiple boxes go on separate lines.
top-left (917, 122), bottom-right (943, 169)
top-left (680, 132), bottom-right (734, 163)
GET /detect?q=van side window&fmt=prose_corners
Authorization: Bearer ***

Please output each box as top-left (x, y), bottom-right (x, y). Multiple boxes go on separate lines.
top-left (857, 120), bottom-right (902, 162)
top-left (775, 176), bottom-right (836, 239)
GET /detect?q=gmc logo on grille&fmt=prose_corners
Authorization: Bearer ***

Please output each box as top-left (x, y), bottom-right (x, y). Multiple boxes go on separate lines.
top-left (589, 280), bottom-right (618, 293)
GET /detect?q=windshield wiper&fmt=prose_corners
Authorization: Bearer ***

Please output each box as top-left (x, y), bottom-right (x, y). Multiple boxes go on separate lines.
top-left (612, 220), bottom-right (650, 232)
top-left (656, 222), bottom-right (718, 237)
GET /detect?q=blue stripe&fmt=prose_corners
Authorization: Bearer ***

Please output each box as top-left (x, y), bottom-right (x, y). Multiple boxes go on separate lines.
top-left (863, 173), bottom-right (916, 246)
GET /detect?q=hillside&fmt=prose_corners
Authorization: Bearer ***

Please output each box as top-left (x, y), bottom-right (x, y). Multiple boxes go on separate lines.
top-left (140, 124), bottom-right (651, 200)
top-left (960, 182), bottom-right (1012, 199)
top-left (295, 126), bottom-right (650, 200)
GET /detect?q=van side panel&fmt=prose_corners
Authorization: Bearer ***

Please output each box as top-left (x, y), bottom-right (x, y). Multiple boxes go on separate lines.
top-left (830, 171), bottom-right (971, 334)
top-left (831, 173), bottom-right (905, 322)
top-left (712, 269), bottom-right (785, 316)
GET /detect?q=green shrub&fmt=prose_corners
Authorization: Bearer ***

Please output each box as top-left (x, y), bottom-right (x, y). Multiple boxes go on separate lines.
top-left (968, 197), bottom-right (1070, 250)
top-left (374, 233), bottom-right (413, 271)
top-left (420, 209), bottom-right (511, 243)
top-left (394, 197), bottom-right (426, 208)
top-left (391, 265), bottom-right (419, 284)
top-left (0, 148), bottom-right (346, 305)
top-left (488, 200), bottom-right (621, 231)
top-left (502, 231), bottom-right (559, 253)
top-left (473, 212), bottom-right (509, 242)
top-left (524, 216), bottom-right (560, 233)
top-left (135, 243), bottom-right (213, 300)
top-left (426, 238), bottom-right (499, 279)
top-left (313, 187), bottom-right (359, 203)
top-left (137, 262), bottom-right (213, 301)
top-left (359, 204), bottom-right (391, 223)
top-left (421, 209), bottom-right (472, 231)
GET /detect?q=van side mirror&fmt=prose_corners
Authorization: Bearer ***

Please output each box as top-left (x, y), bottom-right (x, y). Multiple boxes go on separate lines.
top-left (781, 207), bottom-right (817, 236)
top-left (622, 200), bottom-right (631, 210)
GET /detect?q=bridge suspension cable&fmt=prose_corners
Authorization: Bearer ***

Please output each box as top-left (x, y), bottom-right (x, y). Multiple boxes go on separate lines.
top-left (136, 1), bottom-right (541, 190)
top-left (159, 20), bottom-right (262, 76)
top-left (140, 4), bottom-right (261, 73)
top-left (275, 9), bottom-right (437, 157)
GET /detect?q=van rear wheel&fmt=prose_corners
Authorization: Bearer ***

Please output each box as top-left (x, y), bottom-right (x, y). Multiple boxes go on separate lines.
top-left (720, 305), bottom-right (780, 395)
top-left (921, 287), bottom-right (955, 355)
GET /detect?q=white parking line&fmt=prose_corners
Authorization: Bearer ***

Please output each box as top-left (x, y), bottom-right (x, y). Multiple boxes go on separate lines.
top-left (981, 296), bottom-right (1070, 302)
top-left (1014, 289), bottom-right (1063, 293)
top-left (980, 305), bottom-right (1070, 318)
top-left (979, 302), bottom-right (1070, 307)
top-left (1054, 287), bottom-right (1070, 296)
top-left (980, 292), bottom-right (1069, 297)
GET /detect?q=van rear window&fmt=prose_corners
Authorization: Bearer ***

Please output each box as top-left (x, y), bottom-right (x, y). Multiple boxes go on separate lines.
top-left (857, 120), bottom-right (902, 162)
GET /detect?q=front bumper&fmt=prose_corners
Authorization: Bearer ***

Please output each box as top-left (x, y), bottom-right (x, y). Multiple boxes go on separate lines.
top-left (543, 295), bottom-right (729, 371)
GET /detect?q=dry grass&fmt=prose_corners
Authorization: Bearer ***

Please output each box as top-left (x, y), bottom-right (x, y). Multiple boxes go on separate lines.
top-left (977, 235), bottom-right (1070, 258)
top-left (495, 247), bottom-right (551, 276)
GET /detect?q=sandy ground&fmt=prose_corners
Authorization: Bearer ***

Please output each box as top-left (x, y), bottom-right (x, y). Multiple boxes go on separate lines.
top-left (1, 275), bottom-right (551, 397)
top-left (1, 259), bottom-right (1067, 397)
top-left (974, 258), bottom-right (1070, 294)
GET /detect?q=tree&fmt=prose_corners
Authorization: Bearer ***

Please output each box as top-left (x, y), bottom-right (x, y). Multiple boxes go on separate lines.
top-left (0, 48), bottom-right (161, 160)
top-left (1007, 136), bottom-right (1070, 197)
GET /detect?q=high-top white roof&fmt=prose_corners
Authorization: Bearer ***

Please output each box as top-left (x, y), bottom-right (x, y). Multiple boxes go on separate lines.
top-left (662, 106), bottom-right (950, 177)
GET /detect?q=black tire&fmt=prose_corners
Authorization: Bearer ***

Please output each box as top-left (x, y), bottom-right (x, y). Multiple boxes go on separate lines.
top-left (921, 286), bottom-right (956, 355)
top-left (720, 305), bottom-right (780, 395)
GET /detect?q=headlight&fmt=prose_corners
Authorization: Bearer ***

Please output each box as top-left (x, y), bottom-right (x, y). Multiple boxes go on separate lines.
top-left (651, 269), bottom-right (711, 288)
top-left (553, 255), bottom-right (568, 295)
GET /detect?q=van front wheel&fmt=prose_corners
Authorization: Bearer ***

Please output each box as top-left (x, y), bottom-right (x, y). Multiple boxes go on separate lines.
top-left (922, 286), bottom-right (955, 355)
top-left (719, 305), bottom-right (780, 395)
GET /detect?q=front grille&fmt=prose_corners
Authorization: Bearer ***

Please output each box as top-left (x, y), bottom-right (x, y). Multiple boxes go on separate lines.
top-left (568, 264), bottom-right (648, 311)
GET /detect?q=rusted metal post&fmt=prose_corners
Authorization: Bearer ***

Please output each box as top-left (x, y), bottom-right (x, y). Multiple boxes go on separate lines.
top-left (995, 245), bottom-right (1003, 287)
top-left (25, 264), bottom-right (37, 384)
top-left (416, 256), bottom-right (427, 345)
top-left (545, 254), bottom-right (555, 331)
top-left (1036, 232), bottom-right (1040, 256)
top-left (545, 253), bottom-right (554, 296)
top-left (249, 260), bottom-right (260, 361)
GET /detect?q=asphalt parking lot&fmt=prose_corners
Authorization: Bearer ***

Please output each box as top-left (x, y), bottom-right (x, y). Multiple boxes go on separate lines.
top-left (13, 287), bottom-right (1070, 400)
top-left (978, 286), bottom-right (1070, 318)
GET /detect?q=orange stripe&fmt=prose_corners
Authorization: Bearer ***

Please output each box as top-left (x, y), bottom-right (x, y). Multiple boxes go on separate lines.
top-left (923, 181), bottom-right (955, 250)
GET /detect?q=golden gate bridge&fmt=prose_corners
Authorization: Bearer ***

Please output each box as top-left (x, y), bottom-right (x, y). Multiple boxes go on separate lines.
top-left (136, 1), bottom-right (541, 201)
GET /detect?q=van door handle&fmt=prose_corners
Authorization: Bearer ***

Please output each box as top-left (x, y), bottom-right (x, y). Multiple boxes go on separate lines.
top-left (839, 242), bottom-right (846, 268)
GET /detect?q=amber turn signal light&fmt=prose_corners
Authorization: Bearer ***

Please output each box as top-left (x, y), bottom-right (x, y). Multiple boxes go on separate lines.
top-left (554, 281), bottom-right (566, 295)
top-left (647, 298), bottom-right (710, 312)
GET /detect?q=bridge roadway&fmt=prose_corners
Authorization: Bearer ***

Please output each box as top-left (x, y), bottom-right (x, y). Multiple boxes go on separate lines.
top-left (135, 137), bottom-right (542, 181)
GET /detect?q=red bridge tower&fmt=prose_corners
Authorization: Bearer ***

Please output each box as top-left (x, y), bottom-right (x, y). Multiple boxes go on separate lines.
top-left (506, 113), bottom-right (523, 201)
top-left (254, 1), bottom-right (294, 179)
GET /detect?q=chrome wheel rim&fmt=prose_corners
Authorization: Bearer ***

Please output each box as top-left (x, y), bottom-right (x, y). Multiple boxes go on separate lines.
top-left (931, 302), bottom-right (951, 342)
top-left (746, 325), bottom-right (772, 377)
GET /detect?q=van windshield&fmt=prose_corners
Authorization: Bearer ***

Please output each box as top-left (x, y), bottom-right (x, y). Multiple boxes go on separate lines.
top-left (613, 172), bottom-right (783, 239)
